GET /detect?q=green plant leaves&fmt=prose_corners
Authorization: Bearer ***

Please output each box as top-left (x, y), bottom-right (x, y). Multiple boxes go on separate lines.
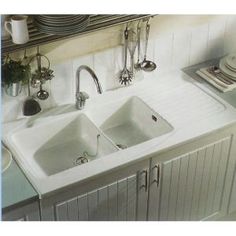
top-left (2, 59), bottom-right (31, 85)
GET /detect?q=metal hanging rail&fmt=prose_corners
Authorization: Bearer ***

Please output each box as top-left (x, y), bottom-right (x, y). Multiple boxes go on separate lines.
top-left (2, 14), bottom-right (152, 54)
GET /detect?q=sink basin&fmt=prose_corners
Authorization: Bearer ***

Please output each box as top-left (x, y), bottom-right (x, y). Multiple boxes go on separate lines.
top-left (9, 113), bottom-right (118, 177)
top-left (3, 96), bottom-right (173, 194)
top-left (100, 96), bottom-right (173, 148)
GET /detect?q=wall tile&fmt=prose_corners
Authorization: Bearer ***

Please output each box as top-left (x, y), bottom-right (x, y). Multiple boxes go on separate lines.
top-left (225, 15), bottom-right (236, 36)
top-left (224, 34), bottom-right (236, 55)
top-left (94, 47), bottom-right (123, 91)
top-left (50, 60), bottom-right (74, 105)
top-left (207, 37), bottom-right (225, 60)
top-left (153, 33), bottom-right (173, 75)
top-left (189, 24), bottom-right (209, 65)
top-left (208, 18), bottom-right (226, 41)
top-left (172, 29), bottom-right (191, 69)
top-left (206, 19), bottom-right (226, 60)
top-left (145, 38), bottom-right (156, 63)
top-left (224, 15), bottom-right (236, 55)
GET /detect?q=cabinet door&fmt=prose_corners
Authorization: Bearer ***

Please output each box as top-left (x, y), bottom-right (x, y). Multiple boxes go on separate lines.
top-left (2, 201), bottom-right (41, 221)
top-left (137, 169), bottom-right (149, 220)
top-left (149, 136), bottom-right (232, 221)
top-left (53, 170), bottom-right (148, 221)
top-left (229, 163), bottom-right (236, 213)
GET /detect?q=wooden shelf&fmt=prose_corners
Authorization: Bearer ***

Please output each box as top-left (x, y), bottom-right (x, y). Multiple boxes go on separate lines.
top-left (2, 14), bottom-right (152, 55)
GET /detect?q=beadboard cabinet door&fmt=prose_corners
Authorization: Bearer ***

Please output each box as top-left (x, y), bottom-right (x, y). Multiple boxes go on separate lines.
top-left (228, 163), bottom-right (236, 213)
top-left (148, 135), bottom-right (234, 221)
top-left (2, 201), bottom-right (41, 221)
top-left (55, 175), bottom-right (138, 221)
top-left (41, 160), bottom-right (149, 221)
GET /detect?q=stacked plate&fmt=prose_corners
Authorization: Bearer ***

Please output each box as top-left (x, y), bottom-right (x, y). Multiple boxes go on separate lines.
top-left (33, 15), bottom-right (90, 35)
top-left (219, 54), bottom-right (236, 80)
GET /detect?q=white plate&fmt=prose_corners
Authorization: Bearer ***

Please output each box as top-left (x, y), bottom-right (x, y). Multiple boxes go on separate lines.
top-left (2, 145), bottom-right (12, 173)
top-left (226, 54), bottom-right (236, 69)
top-left (225, 62), bottom-right (236, 72)
top-left (219, 57), bottom-right (236, 79)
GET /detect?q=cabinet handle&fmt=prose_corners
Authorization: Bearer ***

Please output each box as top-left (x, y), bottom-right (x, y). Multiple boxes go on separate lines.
top-left (153, 164), bottom-right (160, 187)
top-left (140, 170), bottom-right (148, 192)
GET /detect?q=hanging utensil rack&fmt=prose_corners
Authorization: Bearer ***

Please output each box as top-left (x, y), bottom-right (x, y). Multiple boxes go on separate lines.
top-left (2, 14), bottom-right (153, 55)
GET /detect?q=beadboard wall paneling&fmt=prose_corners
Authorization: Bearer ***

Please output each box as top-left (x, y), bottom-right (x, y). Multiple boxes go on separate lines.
top-left (2, 15), bottom-right (236, 123)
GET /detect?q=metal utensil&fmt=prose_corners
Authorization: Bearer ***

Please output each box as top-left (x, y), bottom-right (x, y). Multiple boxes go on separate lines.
top-left (36, 47), bottom-right (49, 100)
top-left (22, 60), bottom-right (41, 116)
top-left (210, 66), bottom-right (234, 85)
top-left (140, 23), bottom-right (157, 72)
top-left (119, 27), bottom-right (132, 86)
top-left (21, 49), bottom-right (31, 66)
top-left (37, 83), bottom-right (49, 100)
top-left (127, 29), bottom-right (138, 77)
top-left (134, 24), bottom-right (142, 70)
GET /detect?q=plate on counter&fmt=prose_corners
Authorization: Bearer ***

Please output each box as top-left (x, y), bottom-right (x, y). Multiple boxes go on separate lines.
top-left (225, 54), bottom-right (236, 72)
top-left (2, 145), bottom-right (12, 173)
top-left (219, 56), bottom-right (236, 80)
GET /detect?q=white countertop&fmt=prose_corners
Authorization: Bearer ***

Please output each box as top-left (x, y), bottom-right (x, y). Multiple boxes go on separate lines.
top-left (3, 69), bottom-right (236, 197)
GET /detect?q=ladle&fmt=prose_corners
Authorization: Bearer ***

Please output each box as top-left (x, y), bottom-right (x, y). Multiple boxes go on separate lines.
top-left (140, 22), bottom-right (157, 72)
top-left (36, 47), bottom-right (49, 100)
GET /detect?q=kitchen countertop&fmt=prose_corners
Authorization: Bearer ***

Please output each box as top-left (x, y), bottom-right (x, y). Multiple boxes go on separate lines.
top-left (2, 64), bottom-right (236, 200)
top-left (2, 158), bottom-right (38, 210)
top-left (183, 58), bottom-right (236, 108)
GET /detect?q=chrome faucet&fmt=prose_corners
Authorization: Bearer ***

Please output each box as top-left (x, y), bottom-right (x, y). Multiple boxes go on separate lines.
top-left (75, 65), bottom-right (103, 110)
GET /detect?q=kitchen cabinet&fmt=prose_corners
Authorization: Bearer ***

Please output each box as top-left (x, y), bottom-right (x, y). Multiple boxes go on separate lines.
top-left (228, 164), bottom-right (236, 213)
top-left (54, 175), bottom-right (139, 221)
top-left (40, 126), bottom-right (236, 221)
top-left (40, 159), bottom-right (150, 221)
top-left (148, 126), bottom-right (236, 221)
top-left (5, 126), bottom-right (236, 221)
top-left (2, 201), bottom-right (41, 221)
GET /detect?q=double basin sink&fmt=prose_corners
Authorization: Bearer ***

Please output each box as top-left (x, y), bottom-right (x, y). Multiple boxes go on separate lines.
top-left (6, 96), bottom-right (173, 178)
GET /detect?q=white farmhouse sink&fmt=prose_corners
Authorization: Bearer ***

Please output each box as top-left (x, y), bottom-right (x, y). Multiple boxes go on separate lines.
top-left (8, 113), bottom-right (118, 177)
top-left (4, 70), bottom-right (235, 196)
top-left (3, 95), bottom-right (173, 194)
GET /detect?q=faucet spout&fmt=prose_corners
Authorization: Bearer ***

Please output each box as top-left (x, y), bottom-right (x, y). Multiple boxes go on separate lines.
top-left (75, 65), bottom-right (103, 110)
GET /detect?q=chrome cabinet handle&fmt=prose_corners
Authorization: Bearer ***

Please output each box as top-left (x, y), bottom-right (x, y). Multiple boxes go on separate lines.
top-left (140, 170), bottom-right (148, 192)
top-left (152, 164), bottom-right (160, 187)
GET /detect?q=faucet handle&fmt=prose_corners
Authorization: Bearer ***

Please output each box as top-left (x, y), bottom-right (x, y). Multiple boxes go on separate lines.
top-left (76, 91), bottom-right (89, 110)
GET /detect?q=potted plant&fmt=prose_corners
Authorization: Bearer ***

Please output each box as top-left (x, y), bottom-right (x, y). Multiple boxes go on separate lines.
top-left (2, 58), bottom-right (31, 97)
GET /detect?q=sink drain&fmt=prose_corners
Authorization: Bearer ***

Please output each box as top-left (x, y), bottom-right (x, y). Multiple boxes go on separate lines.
top-left (74, 156), bottom-right (88, 166)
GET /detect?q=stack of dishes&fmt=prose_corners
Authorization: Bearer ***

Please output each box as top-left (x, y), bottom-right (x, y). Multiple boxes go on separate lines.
top-left (196, 53), bottom-right (236, 93)
top-left (219, 54), bottom-right (236, 81)
top-left (33, 15), bottom-right (90, 35)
